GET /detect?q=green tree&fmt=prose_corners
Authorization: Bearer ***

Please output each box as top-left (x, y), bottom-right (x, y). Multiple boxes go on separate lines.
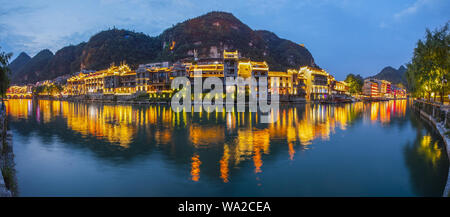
top-left (0, 46), bottom-right (12, 102)
top-left (406, 22), bottom-right (449, 103)
top-left (345, 73), bottom-right (364, 94)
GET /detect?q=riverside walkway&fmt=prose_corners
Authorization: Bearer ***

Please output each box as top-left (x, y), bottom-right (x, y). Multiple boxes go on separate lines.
top-left (413, 99), bottom-right (450, 197)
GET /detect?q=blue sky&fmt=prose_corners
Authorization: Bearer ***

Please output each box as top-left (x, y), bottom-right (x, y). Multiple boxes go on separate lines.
top-left (0, 0), bottom-right (448, 80)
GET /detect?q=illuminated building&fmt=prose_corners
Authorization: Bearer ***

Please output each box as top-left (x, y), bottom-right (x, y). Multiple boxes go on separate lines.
top-left (185, 50), bottom-right (272, 95)
top-left (61, 49), bottom-right (360, 99)
top-left (362, 78), bottom-right (392, 99)
top-left (136, 64), bottom-right (149, 92)
top-left (223, 50), bottom-right (239, 91)
top-left (6, 85), bottom-right (33, 98)
top-left (380, 80), bottom-right (391, 98)
top-left (268, 71), bottom-right (293, 95)
top-left (136, 62), bottom-right (171, 92)
top-left (171, 62), bottom-right (190, 78)
top-left (298, 66), bottom-right (329, 101)
top-left (66, 63), bottom-right (136, 95)
top-left (223, 50), bottom-right (239, 78)
top-left (145, 67), bottom-right (172, 92)
top-left (117, 70), bottom-right (136, 94)
top-left (102, 63), bottom-right (136, 94)
top-left (391, 85), bottom-right (407, 99)
top-left (84, 70), bottom-right (106, 93)
top-left (237, 60), bottom-right (269, 78)
top-left (330, 79), bottom-right (349, 97)
top-left (140, 62), bottom-right (169, 69)
top-left (66, 72), bottom-right (87, 95)
top-left (235, 60), bottom-right (269, 96)
top-left (188, 63), bottom-right (224, 78)
top-left (363, 79), bottom-right (379, 98)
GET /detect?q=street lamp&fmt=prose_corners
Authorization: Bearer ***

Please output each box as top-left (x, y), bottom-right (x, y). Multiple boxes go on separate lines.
top-left (442, 76), bottom-right (448, 104)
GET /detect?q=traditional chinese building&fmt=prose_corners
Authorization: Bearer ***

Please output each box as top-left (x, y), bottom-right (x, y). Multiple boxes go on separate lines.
top-left (62, 50), bottom-right (353, 100)
top-left (298, 66), bottom-right (330, 101)
top-left (268, 71), bottom-right (293, 95)
top-left (66, 63), bottom-right (136, 96)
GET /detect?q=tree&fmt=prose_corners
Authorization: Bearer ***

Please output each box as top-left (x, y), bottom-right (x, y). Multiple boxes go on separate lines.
top-left (32, 83), bottom-right (63, 97)
top-left (396, 83), bottom-right (405, 89)
top-left (0, 46), bottom-right (12, 102)
top-left (406, 22), bottom-right (449, 103)
top-left (345, 73), bottom-right (364, 95)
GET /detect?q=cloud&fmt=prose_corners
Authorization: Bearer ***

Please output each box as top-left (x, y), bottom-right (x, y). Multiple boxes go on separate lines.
top-left (0, 0), bottom-right (321, 57)
top-left (378, 0), bottom-right (442, 29)
top-left (394, 0), bottom-right (432, 20)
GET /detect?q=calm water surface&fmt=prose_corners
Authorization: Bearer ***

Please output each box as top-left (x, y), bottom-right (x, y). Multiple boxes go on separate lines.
top-left (5, 99), bottom-right (449, 196)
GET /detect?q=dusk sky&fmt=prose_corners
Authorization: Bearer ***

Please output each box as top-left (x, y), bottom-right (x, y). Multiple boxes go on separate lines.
top-left (0, 0), bottom-right (448, 80)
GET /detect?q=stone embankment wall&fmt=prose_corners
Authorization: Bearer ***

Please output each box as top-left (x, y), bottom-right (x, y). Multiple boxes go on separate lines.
top-left (0, 102), bottom-right (16, 197)
top-left (413, 100), bottom-right (450, 197)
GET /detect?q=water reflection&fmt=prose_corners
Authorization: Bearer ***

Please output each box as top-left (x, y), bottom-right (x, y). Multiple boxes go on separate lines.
top-left (404, 111), bottom-right (449, 196)
top-left (5, 99), bottom-right (448, 196)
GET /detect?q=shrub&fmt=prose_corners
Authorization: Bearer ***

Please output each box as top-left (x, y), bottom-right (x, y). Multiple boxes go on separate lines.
top-left (1, 166), bottom-right (16, 192)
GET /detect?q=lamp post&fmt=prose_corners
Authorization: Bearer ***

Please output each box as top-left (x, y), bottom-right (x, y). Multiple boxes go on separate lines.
top-left (442, 76), bottom-right (448, 104)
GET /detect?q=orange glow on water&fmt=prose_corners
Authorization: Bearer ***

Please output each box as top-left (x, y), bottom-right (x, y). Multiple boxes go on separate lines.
top-left (5, 99), bottom-right (410, 183)
top-left (220, 145), bottom-right (230, 183)
top-left (191, 154), bottom-right (201, 182)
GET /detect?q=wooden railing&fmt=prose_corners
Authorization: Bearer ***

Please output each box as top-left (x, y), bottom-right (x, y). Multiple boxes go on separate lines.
top-left (413, 99), bottom-right (450, 129)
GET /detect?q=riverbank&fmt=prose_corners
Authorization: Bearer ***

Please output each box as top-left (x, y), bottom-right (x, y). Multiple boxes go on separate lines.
top-left (0, 104), bottom-right (17, 197)
top-left (413, 99), bottom-right (450, 197)
top-left (30, 94), bottom-right (375, 105)
top-left (12, 96), bottom-right (410, 108)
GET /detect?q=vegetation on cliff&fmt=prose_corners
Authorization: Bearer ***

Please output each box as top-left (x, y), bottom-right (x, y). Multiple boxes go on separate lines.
top-left (370, 65), bottom-right (407, 87)
top-left (80, 30), bottom-right (160, 70)
top-left (9, 11), bottom-right (317, 84)
top-left (7, 52), bottom-right (30, 73)
top-left (158, 12), bottom-right (316, 70)
top-left (11, 49), bottom-right (53, 84)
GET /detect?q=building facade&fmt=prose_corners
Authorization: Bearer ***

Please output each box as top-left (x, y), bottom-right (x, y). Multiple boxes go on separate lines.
top-left (299, 66), bottom-right (330, 101)
top-left (62, 50), bottom-right (350, 101)
top-left (362, 78), bottom-right (397, 99)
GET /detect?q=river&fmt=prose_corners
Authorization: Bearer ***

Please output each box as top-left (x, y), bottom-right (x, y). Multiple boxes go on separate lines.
top-left (4, 99), bottom-right (449, 196)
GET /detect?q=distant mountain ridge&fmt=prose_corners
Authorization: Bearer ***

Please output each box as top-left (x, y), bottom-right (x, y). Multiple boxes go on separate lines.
top-left (12, 49), bottom-right (54, 83)
top-left (368, 65), bottom-right (407, 86)
top-left (157, 12), bottom-right (316, 70)
top-left (8, 52), bottom-right (31, 73)
top-left (8, 11), bottom-right (317, 85)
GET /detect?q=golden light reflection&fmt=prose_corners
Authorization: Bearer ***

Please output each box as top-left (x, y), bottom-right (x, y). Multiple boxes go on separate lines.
top-left (288, 142), bottom-right (295, 161)
top-left (367, 100), bottom-right (406, 123)
top-left (189, 125), bottom-right (225, 148)
top-left (220, 144), bottom-right (230, 183)
top-left (4, 99), bottom-right (31, 120)
top-left (191, 154), bottom-right (201, 182)
top-left (63, 103), bottom-right (136, 148)
top-left (419, 135), bottom-right (442, 167)
top-left (5, 99), bottom-right (410, 183)
top-left (154, 129), bottom-right (172, 145)
top-left (269, 103), bottom-right (364, 147)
